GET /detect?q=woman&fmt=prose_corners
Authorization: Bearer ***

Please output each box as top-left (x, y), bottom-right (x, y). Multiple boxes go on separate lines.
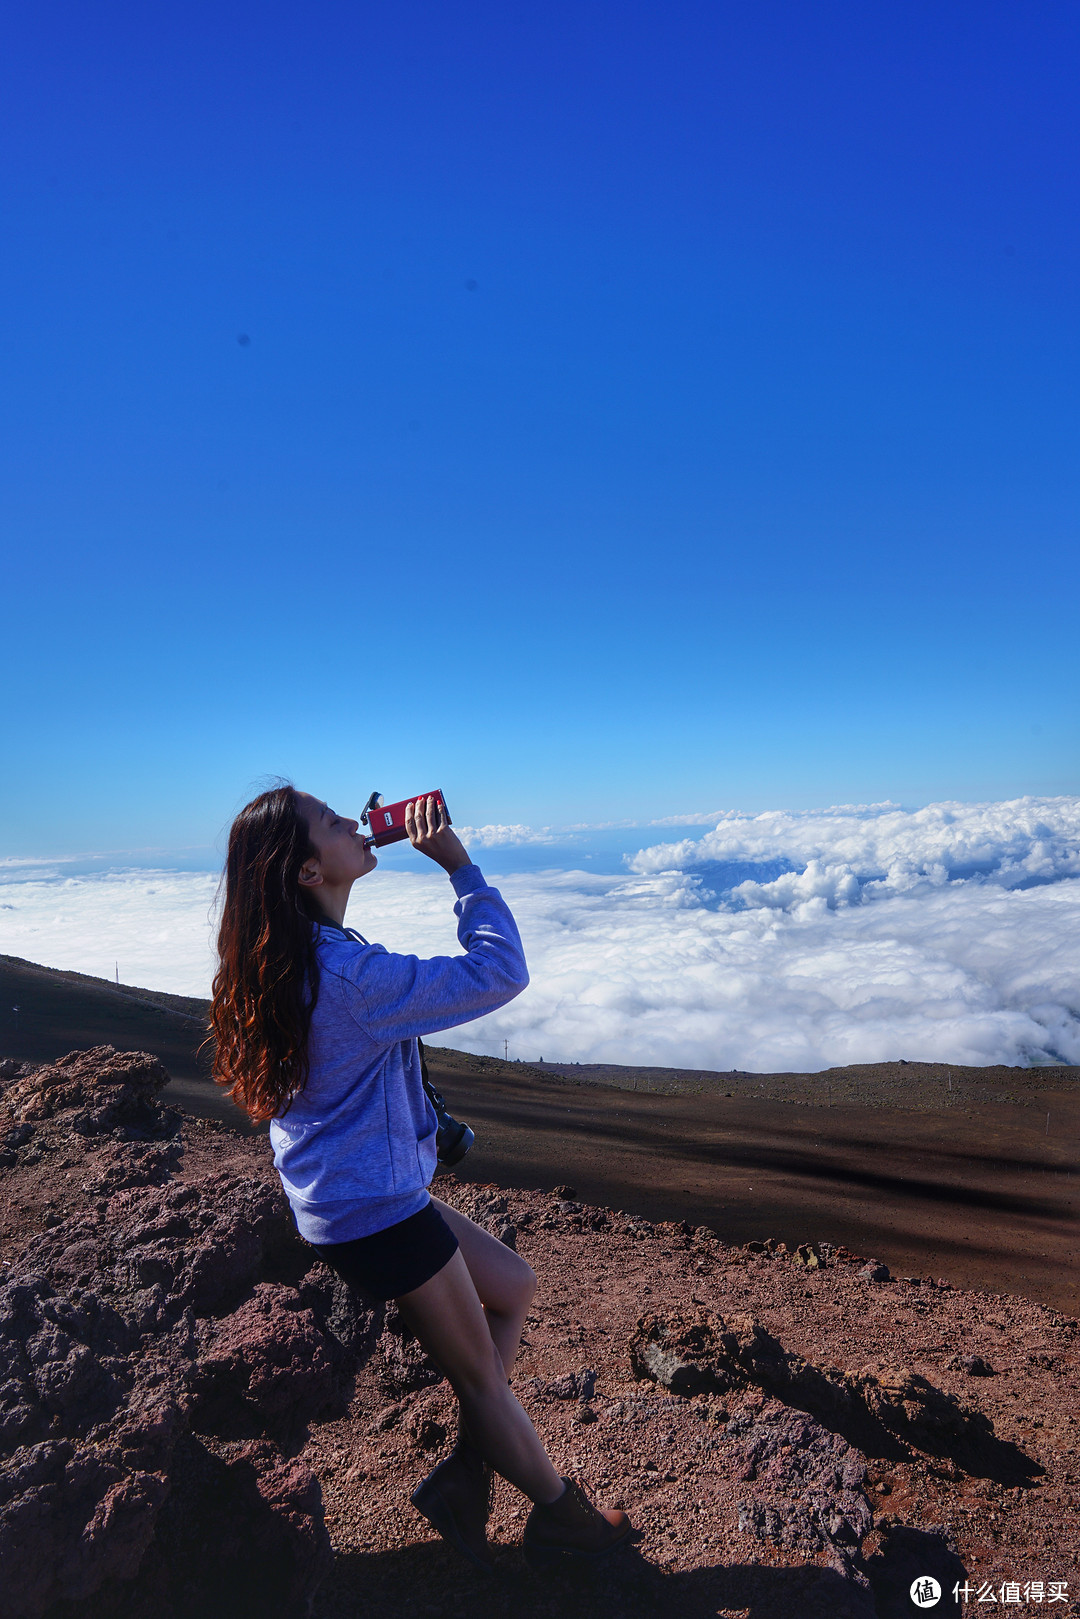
top-left (210, 783), bottom-right (631, 1573)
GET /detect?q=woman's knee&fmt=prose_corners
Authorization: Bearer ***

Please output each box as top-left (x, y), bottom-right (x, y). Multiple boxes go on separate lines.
top-left (487, 1254), bottom-right (536, 1319)
top-left (518, 1259), bottom-right (537, 1306)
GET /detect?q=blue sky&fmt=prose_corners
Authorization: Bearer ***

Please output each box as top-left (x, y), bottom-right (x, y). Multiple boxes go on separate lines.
top-left (2, 1), bottom-right (1078, 858)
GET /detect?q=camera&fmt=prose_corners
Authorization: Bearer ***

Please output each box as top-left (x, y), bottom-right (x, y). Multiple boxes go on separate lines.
top-left (430, 1090), bottom-right (476, 1167)
top-left (360, 789), bottom-right (451, 849)
top-left (416, 1039), bottom-right (474, 1166)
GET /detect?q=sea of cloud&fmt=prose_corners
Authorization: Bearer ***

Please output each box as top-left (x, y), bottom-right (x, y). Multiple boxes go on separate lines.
top-left (2, 796), bottom-right (1078, 1072)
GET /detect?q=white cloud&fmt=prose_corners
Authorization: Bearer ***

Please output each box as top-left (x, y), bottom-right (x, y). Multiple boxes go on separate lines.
top-left (2, 797), bottom-right (1078, 1075)
top-left (454, 824), bottom-right (557, 847)
top-left (443, 866), bottom-right (1080, 1072)
top-left (0, 868), bottom-right (221, 994)
top-left (627, 796), bottom-right (1080, 895)
top-left (645, 808), bottom-right (729, 827)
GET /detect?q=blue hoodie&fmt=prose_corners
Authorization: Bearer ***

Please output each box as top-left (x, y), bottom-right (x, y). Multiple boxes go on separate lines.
top-left (268, 864), bottom-right (528, 1243)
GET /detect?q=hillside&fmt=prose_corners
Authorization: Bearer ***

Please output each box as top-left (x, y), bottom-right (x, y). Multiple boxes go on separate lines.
top-left (1, 954), bottom-right (1078, 1315)
top-left (0, 1046), bottom-right (1076, 1618)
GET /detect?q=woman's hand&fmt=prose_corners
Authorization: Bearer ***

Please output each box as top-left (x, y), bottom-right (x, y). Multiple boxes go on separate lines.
top-left (404, 795), bottom-right (473, 875)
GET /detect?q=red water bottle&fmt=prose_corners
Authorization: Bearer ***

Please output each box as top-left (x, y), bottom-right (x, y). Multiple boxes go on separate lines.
top-left (360, 790), bottom-right (452, 848)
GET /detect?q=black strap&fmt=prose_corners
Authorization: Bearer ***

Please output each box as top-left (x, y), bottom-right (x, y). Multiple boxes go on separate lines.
top-left (417, 1037), bottom-right (448, 1113)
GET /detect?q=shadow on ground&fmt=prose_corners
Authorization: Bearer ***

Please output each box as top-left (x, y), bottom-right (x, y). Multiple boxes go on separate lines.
top-left (314, 1524), bottom-right (969, 1619)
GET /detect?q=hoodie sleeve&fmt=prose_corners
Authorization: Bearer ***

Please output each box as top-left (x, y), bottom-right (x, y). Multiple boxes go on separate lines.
top-left (333, 864), bottom-right (529, 1042)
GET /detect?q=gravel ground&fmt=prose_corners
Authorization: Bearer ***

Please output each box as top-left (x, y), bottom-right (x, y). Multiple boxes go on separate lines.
top-left (2, 1072), bottom-right (1078, 1619)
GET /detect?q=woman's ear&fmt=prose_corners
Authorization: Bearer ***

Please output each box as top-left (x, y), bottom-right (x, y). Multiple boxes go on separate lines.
top-left (298, 860), bottom-right (323, 888)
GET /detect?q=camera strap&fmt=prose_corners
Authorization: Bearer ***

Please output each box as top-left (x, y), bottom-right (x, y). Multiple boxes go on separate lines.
top-left (417, 1038), bottom-right (452, 1120)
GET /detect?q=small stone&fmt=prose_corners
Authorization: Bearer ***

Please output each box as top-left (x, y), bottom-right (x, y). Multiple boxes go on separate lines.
top-left (370, 1403), bottom-right (404, 1433)
top-left (411, 1417), bottom-right (447, 1452)
top-left (857, 1261), bottom-right (891, 1282)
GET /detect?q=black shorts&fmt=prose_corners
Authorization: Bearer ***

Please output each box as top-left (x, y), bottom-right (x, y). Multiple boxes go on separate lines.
top-left (310, 1199), bottom-right (459, 1301)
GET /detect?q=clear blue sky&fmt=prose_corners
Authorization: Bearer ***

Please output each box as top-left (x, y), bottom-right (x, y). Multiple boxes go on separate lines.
top-left (2, 1), bottom-right (1077, 857)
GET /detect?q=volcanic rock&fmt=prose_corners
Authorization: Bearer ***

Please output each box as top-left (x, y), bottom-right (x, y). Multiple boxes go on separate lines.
top-left (728, 1395), bottom-right (873, 1574)
top-left (0, 1048), bottom-right (365, 1619)
top-left (2, 1046), bottom-right (178, 1141)
top-left (849, 1362), bottom-right (995, 1456)
top-left (630, 1306), bottom-right (997, 1465)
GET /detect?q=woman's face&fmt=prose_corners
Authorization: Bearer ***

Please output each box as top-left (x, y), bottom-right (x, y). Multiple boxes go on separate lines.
top-left (295, 791), bottom-right (378, 890)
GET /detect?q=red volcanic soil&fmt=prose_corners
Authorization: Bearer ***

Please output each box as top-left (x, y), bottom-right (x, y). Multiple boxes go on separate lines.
top-left (423, 1050), bottom-right (1080, 1321)
top-left (1, 956), bottom-right (1078, 1615)
top-left (1, 1055), bottom-right (1078, 1619)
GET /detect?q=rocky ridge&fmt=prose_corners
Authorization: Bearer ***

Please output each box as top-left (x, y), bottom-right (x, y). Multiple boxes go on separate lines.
top-left (0, 1048), bottom-right (1077, 1619)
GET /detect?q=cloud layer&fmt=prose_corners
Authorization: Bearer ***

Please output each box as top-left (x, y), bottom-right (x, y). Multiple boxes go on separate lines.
top-left (2, 796), bottom-right (1078, 1074)
top-left (628, 796), bottom-right (1080, 898)
top-left (453, 824), bottom-right (557, 847)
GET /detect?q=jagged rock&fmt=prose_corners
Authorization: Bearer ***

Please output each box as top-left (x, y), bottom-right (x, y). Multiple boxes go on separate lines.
top-left (188, 1284), bottom-right (337, 1447)
top-left (81, 1140), bottom-right (183, 1197)
top-left (2, 1047), bottom-right (178, 1141)
top-left (850, 1363), bottom-right (994, 1453)
top-left (0, 1049), bottom-right (346, 1619)
top-left (296, 1266), bottom-right (385, 1379)
top-left (792, 1242), bottom-right (824, 1269)
top-left (730, 1396), bottom-right (873, 1577)
top-left (370, 1303), bottom-right (443, 1398)
top-left (0, 1271), bottom-right (182, 1618)
top-left (15, 1172), bottom-right (299, 1333)
top-left (629, 1308), bottom-right (813, 1402)
top-left (947, 1353), bottom-right (994, 1376)
top-left (0, 1122), bottom-right (36, 1170)
top-left (0, 1273), bottom-right (132, 1451)
top-left (630, 1308), bottom-right (993, 1465)
top-left (0, 1437), bottom-right (170, 1617)
top-left (545, 1368), bottom-right (597, 1400)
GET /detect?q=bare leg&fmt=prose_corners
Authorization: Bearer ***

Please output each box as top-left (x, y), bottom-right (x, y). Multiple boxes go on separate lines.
top-left (429, 1195), bottom-right (535, 1376)
top-left (395, 1247), bottom-right (564, 1504)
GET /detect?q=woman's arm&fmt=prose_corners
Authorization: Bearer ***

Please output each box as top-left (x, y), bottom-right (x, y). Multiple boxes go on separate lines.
top-left (335, 865), bottom-right (529, 1041)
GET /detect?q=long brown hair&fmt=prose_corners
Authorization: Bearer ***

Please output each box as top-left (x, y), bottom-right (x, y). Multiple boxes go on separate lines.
top-left (209, 783), bottom-right (323, 1121)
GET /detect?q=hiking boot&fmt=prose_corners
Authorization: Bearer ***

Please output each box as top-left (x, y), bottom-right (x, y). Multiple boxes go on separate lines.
top-left (410, 1437), bottom-right (495, 1573)
top-left (523, 1476), bottom-right (632, 1571)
